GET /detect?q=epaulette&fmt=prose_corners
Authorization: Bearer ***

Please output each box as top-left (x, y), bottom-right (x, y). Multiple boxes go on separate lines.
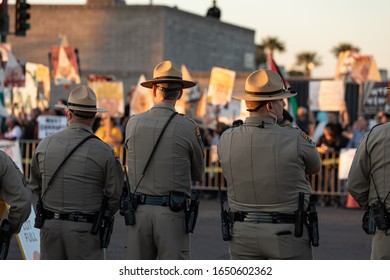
top-left (179, 114), bottom-right (203, 144)
top-left (300, 130), bottom-right (315, 145)
top-left (179, 113), bottom-right (198, 126)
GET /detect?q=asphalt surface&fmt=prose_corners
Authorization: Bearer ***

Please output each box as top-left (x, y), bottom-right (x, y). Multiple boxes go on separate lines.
top-left (6, 195), bottom-right (371, 260)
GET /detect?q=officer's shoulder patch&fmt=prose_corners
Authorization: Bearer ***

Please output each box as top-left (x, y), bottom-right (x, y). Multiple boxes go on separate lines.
top-left (300, 130), bottom-right (315, 145)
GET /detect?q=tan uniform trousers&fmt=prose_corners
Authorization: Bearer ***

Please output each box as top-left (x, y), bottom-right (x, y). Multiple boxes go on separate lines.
top-left (124, 205), bottom-right (189, 260)
top-left (40, 219), bottom-right (103, 260)
top-left (229, 222), bottom-right (313, 260)
top-left (371, 230), bottom-right (390, 259)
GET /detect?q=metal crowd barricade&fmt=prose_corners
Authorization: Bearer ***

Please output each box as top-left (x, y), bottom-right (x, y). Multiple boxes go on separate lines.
top-left (18, 141), bottom-right (347, 199)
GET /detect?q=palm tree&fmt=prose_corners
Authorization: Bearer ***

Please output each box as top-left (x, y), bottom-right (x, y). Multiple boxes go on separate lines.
top-left (295, 51), bottom-right (321, 78)
top-left (331, 43), bottom-right (360, 58)
top-left (255, 36), bottom-right (285, 68)
top-left (255, 44), bottom-right (266, 68)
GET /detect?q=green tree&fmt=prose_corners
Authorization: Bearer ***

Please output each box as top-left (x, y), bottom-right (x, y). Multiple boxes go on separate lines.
top-left (295, 52), bottom-right (321, 78)
top-left (255, 36), bottom-right (285, 68)
top-left (331, 42), bottom-right (360, 58)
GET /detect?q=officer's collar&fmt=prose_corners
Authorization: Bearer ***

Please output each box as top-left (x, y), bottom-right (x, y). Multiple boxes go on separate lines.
top-left (152, 102), bottom-right (177, 112)
top-left (68, 123), bottom-right (94, 134)
top-left (244, 117), bottom-right (276, 126)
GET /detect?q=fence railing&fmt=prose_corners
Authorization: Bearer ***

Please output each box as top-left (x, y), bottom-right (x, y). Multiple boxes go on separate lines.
top-left (19, 140), bottom-right (347, 197)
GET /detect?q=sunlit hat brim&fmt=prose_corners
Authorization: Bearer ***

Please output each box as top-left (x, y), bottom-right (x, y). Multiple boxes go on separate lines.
top-left (55, 103), bottom-right (108, 113)
top-left (232, 89), bottom-right (297, 101)
top-left (141, 78), bottom-right (196, 89)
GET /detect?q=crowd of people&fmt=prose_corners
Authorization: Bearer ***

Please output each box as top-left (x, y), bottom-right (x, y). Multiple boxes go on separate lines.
top-left (1, 60), bottom-right (390, 261)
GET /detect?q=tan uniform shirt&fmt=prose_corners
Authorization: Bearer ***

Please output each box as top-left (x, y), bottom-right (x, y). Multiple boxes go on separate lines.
top-left (0, 151), bottom-right (31, 233)
top-left (29, 123), bottom-right (123, 214)
top-left (217, 117), bottom-right (321, 213)
top-left (348, 123), bottom-right (390, 211)
top-left (125, 103), bottom-right (204, 196)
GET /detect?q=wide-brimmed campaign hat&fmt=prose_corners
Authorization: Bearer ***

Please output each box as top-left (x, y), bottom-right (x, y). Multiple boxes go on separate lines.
top-left (141, 60), bottom-right (196, 89)
top-left (233, 69), bottom-right (297, 101)
top-left (55, 85), bottom-right (108, 112)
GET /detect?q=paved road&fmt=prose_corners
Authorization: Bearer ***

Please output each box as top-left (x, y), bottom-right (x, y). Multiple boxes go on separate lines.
top-left (6, 196), bottom-right (371, 260)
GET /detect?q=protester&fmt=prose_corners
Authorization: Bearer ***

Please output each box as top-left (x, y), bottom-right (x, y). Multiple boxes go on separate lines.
top-left (346, 115), bottom-right (369, 148)
top-left (0, 115), bottom-right (23, 141)
top-left (95, 115), bottom-right (124, 154)
top-left (295, 106), bottom-right (310, 134)
top-left (123, 60), bottom-right (204, 260)
top-left (29, 85), bottom-right (123, 260)
top-left (217, 69), bottom-right (321, 259)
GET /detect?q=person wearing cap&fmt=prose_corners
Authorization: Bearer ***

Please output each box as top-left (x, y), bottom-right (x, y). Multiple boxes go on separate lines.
top-left (124, 60), bottom-right (204, 260)
top-left (347, 97), bottom-right (390, 259)
top-left (217, 69), bottom-right (321, 260)
top-left (29, 85), bottom-right (123, 260)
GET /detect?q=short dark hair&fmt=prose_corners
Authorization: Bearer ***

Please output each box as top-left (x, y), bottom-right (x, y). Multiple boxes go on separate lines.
top-left (69, 110), bottom-right (96, 119)
top-left (156, 83), bottom-right (182, 100)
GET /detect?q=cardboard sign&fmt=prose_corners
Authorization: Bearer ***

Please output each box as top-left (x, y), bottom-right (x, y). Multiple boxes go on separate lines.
top-left (309, 80), bottom-right (345, 111)
top-left (37, 115), bottom-right (67, 140)
top-left (338, 148), bottom-right (357, 180)
top-left (208, 67), bottom-right (236, 106)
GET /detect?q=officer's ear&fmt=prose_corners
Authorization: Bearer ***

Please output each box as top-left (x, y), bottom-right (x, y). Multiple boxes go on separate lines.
top-left (65, 109), bottom-right (71, 121)
top-left (152, 85), bottom-right (157, 98)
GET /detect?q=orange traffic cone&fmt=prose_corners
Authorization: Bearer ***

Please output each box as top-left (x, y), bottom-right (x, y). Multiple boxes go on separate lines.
top-left (345, 193), bottom-right (360, 209)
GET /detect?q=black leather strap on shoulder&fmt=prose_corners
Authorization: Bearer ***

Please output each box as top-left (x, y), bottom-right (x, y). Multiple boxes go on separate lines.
top-left (41, 134), bottom-right (99, 199)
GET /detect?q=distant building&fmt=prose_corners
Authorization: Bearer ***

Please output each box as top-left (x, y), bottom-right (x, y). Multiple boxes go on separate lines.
top-left (7, 1), bottom-right (255, 103)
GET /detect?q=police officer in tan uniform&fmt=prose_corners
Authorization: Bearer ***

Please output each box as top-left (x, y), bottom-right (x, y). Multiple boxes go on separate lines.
top-left (217, 69), bottom-right (321, 260)
top-left (29, 86), bottom-right (123, 260)
top-left (348, 117), bottom-right (390, 259)
top-left (124, 61), bottom-right (204, 260)
top-left (0, 150), bottom-right (31, 234)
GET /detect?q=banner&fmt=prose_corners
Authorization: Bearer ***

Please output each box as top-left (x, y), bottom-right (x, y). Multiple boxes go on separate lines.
top-left (51, 45), bottom-right (80, 86)
top-left (176, 65), bottom-right (201, 115)
top-left (350, 55), bottom-right (381, 84)
top-left (362, 81), bottom-right (389, 115)
top-left (308, 80), bottom-right (345, 111)
top-left (4, 50), bottom-right (25, 88)
top-left (130, 75), bottom-right (154, 115)
top-left (208, 67), bottom-right (235, 106)
top-left (334, 50), bottom-right (357, 80)
top-left (37, 115), bottom-right (67, 139)
top-left (88, 81), bottom-right (124, 118)
top-left (12, 62), bottom-right (51, 115)
top-left (338, 148), bottom-right (357, 180)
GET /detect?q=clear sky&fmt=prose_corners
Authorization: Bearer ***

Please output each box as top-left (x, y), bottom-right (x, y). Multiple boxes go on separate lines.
top-left (21, 0), bottom-right (390, 79)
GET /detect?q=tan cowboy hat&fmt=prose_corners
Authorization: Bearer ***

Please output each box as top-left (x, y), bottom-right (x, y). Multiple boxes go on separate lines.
top-left (141, 60), bottom-right (196, 89)
top-left (55, 85), bottom-right (108, 113)
top-left (233, 69), bottom-right (297, 101)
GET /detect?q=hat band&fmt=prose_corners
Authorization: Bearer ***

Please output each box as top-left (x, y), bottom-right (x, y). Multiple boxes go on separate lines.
top-left (153, 76), bottom-right (183, 81)
top-left (245, 88), bottom-right (286, 96)
top-left (68, 102), bottom-right (97, 109)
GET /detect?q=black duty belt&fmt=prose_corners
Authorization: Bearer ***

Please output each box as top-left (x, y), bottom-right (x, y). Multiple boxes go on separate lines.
top-left (135, 194), bottom-right (170, 206)
top-left (45, 210), bottom-right (96, 223)
top-left (230, 211), bottom-right (296, 224)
